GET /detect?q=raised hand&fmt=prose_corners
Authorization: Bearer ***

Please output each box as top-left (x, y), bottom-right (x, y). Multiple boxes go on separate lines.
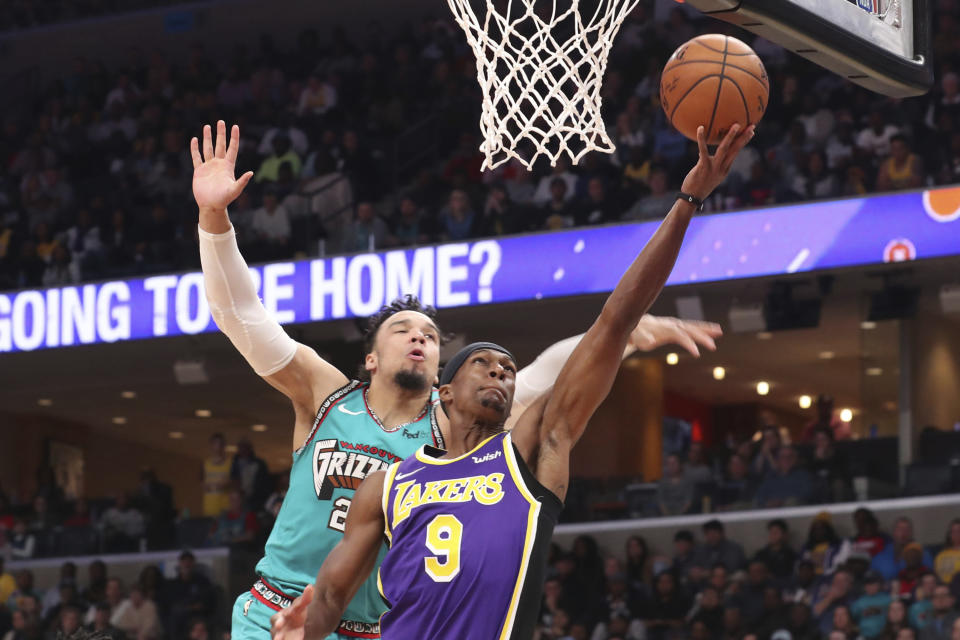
top-left (629, 314), bottom-right (722, 357)
top-left (270, 584), bottom-right (313, 640)
top-left (190, 120), bottom-right (253, 212)
top-left (681, 123), bottom-right (756, 201)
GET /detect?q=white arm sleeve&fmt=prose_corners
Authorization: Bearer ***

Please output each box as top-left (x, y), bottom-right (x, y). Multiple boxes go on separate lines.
top-left (198, 224), bottom-right (297, 376)
top-left (513, 332), bottom-right (585, 406)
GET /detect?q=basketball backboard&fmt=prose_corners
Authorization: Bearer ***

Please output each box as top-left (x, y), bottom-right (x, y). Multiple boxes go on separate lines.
top-left (684, 0), bottom-right (933, 97)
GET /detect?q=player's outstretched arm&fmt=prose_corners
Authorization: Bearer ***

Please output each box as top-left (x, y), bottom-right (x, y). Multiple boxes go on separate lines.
top-left (270, 471), bottom-right (387, 640)
top-left (192, 121), bottom-right (348, 451)
top-left (511, 124), bottom-right (754, 500)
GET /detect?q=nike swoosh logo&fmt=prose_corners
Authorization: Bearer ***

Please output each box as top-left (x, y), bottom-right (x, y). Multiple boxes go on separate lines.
top-left (337, 405), bottom-right (364, 416)
top-left (395, 467), bottom-right (425, 481)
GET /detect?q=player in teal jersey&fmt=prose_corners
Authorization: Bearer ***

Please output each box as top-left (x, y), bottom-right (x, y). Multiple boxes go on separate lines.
top-left (191, 121), bottom-right (722, 640)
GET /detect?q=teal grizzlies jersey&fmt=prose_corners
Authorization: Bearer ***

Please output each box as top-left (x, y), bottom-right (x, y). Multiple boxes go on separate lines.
top-left (255, 380), bottom-right (442, 633)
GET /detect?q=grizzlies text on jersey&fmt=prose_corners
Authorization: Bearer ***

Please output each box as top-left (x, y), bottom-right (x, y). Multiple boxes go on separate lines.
top-left (378, 431), bottom-right (563, 640)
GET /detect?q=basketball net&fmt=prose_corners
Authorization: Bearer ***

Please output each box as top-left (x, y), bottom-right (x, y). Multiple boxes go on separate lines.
top-left (447, 0), bottom-right (640, 170)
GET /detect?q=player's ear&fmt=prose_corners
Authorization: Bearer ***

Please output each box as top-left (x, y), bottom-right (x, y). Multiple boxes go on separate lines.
top-left (365, 351), bottom-right (377, 374)
top-left (437, 383), bottom-right (453, 405)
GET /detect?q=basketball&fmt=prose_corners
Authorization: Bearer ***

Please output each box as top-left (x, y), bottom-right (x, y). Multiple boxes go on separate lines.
top-left (659, 34), bottom-right (769, 145)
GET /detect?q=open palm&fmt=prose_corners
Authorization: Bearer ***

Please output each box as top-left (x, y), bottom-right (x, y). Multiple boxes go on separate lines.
top-left (191, 120), bottom-right (254, 210)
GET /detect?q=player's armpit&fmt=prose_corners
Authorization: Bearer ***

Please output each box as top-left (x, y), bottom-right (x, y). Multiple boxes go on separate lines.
top-left (303, 471), bottom-right (386, 640)
top-left (262, 344), bottom-right (350, 452)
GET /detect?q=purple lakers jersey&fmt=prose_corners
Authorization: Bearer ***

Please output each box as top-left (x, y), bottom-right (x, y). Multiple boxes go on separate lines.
top-left (378, 431), bottom-right (563, 639)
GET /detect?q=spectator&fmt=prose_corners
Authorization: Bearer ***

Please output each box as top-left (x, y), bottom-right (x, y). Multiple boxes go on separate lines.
top-left (188, 618), bottom-right (211, 640)
top-left (857, 111), bottom-right (900, 159)
top-left (877, 135), bottom-right (924, 191)
top-left (575, 178), bottom-right (621, 226)
top-left (754, 446), bottom-right (815, 508)
top-left (210, 488), bottom-right (258, 546)
top-left (735, 560), bottom-right (773, 624)
top-left (85, 578), bottom-right (123, 626)
top-left (935, 520), bottom-right (960, 585)
top-left (42, 243), bottom-right (79, 286)
top-left (532, 157), bottom-right (577, 205)
top-left (813, 569), bottom-right (857, 636)
top-left (911, 573), bottom-right (939, 631)
top-left (694, 520), bottom-right (746, 574)
top-left (46, 605), bottom-right (82, 640)
top-left (919, 586), bottom-right (958, 640)
top-left (137, 567), bottom-right (165, 607)
top-left (441, 133), bottom-right (484, 186)
top-left (7, 521), bottom-right (35, 560)
top-left (792, 149), bottom-right (840, 200)
top-left (884, 599), bottom-right (912, 640)
top-left (832, 604), bottom-right (860, 640)
top-left (803, 394), bottom-right (848, 442)
top-left (754, 586), bottom-right (788, 639)
top-left (783, 600), bottom-right (821, 640)
top-left (873, 518), bottom-right (935, 582)
top-left (202, 433), bottom-right (231, 517)
top-left (684, 442), bottom-right (713, 485)
top-left (639, 571), bottom-right (688, 640)
top-left (101, 493), bottom-right (144, 553)
top-left (656, 454), bottom-right (694, 516)
top-left (802, 512), bottom-right (845, 576)
top-left (437, 190), bottom-right (476, 242)
top-left (689, 584), bottom-right (724, 630)
top-left (721, 605), bottom-right (745, 640)
top-left (163, 551), bottom-right (216, 638)
top-left (63, 499), bottom-right (93, 528)
top-left (110, 585), bottom-right (160, 640)
top-left (339, 201), bottom-right (389, 253)
top-left (715, 453), bottom-right (756, 511)
top-left (2, 609), bottom-right (32, 640)
top-left (230, 440), bottom-right (271, 512)
top-left (390, 195), bottom-right (432, 247)
top-left (671, 530), bottom-right (698, 585)
top-left (134, 470), bottom-right (175, 550)
top-left (42, 581), bottom-right (82, 633)
top-left (297, 74), bottom-right (338, 117)
top-left (81, 561), bottom-right (107, 606)
top-left (6, 571), bottom-right (39, 612)
top-left (623, 167), bottom-right (675, 220)
top-left (898, 545), bottom-right (933, 596)
top-left (754, 518), bottom-right (798, 582)
top-left (250, 189), bottom-right (293, 258)
top-left (851, 508), bottom-right (888, 557)
top-left (752, 427), bottom-right (782, 479)
top-left (87, 601), bottom-right (126, 640)
top-left (255, 134), bottom-right (302, 184)
top-left (852, 571), bottom-right (893, 639)
top-left (811, 428), bottom-right (851, 503)
top-left (0, 558), bottom-right (14, 606)
top-left (541, 178), bottom-right (576, 229)
top-left (41, 563), bottom-right (76, 616)
top-left (624, 536), bottom-right (653, 591)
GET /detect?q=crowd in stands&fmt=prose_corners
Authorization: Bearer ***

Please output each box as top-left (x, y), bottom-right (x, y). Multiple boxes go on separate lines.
top-left (3, 0), bottom-right (960, 290)
top-left (537, 514), bottom-right (960, 640)
top-left (0, 0), bottom-right (191, 31)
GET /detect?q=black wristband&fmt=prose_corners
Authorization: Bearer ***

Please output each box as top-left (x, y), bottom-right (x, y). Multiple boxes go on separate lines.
top-left (677, 191), bottom-right (704, 211)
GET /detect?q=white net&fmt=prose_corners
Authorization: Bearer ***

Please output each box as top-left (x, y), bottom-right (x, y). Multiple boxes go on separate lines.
top-left (447, 0), bottom-right (641, 170)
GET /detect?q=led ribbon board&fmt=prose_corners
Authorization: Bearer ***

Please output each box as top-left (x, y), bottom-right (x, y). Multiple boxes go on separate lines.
top-left (2, 186), bottom-right (959, 353)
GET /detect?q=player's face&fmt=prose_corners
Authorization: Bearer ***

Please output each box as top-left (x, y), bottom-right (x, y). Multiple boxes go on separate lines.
top-left (367, 311), bottom-right (441, 389)
top-left (446, 349), bottom-right (516, 422)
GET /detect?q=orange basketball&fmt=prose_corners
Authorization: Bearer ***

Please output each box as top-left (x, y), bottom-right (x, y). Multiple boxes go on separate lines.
top-left (659, 34), bottom-right (769, 145)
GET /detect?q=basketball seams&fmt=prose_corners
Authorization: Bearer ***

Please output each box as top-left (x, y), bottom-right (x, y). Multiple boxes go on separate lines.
top-left (726, 76), bottom-right (752, 127)
top-left (663, 59), bottom-right (768, 87)
top-left (704, 36), bottom-right (730, 143)
top-left (668, 75), bottom-right (723, 127)
top-left (692, 39), bottom-right (755, 56)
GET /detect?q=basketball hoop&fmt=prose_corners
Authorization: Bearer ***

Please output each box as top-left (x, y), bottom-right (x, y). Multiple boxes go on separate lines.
top-left (447, 0), bottom-right (641, 170)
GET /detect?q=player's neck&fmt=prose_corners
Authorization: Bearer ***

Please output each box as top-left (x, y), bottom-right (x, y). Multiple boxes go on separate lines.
top-left (366, 379), bottom-right (431, 429)
top-left (442, 420), bottom-right (504, 458)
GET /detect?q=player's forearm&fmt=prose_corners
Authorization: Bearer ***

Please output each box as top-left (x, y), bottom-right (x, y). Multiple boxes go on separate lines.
top-left (303, 586), bottom-right (347, 639)
top-left (598, 200), bottom-right (695, 339)
top-left (199, 205), bottom-right (232, 234)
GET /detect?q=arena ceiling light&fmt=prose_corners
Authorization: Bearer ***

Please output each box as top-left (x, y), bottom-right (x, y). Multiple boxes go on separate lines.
top-left (112, 417), bottom-right (127, 425)
top-left (120, 391), bottom-right (137, 399)
top-left (866, 367), bottom-right (884, 376)
top-left (861, 321), bottom-right (878, 330)
top-left (756, 381), bottom-right (770, 396)
top-left (195, 409), bottom-right (212, 418)
top-left (840, 408), bottom-right (854, 422)
top-left (818, 351), bottom-right (835, 360)
top-left (666, 353), bottom-right (679, 366)
top-left (251, 424), bottom-right (268, 432)
top-left (168, 431), bottom-right (184, 439)
top-left (712, 366), bottom-right (726, 381)
top-left (799, 395), bottom-right (812, 409)
top-left (37, 398), bottom-right (53, 407)
top-left (756, 332), bottom-right (773, 340)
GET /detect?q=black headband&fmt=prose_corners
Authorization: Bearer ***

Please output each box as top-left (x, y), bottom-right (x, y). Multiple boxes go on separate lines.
top-left (439, 342), bottom-right (517, 388)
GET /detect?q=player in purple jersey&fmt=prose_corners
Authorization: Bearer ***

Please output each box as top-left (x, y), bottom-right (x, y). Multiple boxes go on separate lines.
top-left (270, 123), bottom-right (756, 640)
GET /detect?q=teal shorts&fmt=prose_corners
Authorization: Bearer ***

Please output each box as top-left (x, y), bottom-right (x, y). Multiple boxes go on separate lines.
top-left (230, 590), bottom-right (373, 640)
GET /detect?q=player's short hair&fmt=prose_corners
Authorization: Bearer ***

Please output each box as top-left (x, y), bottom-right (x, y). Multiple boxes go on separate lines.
top-left (359, 295), bottom-right (442, 381)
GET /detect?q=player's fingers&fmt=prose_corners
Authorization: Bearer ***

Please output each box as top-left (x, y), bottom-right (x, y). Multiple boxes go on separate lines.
top-left (232, 171), bottom-right (254, 200)
top-left (190, 137), bottom-right (202, 169)
top-left (720, 125), bottom-right (754, 173)
top-left (686, 320), bottom-right (723, 337)
top-left (296, 584), bottom-right (314, 609)
top-left (215, 120), bottom-right (227, 158)
top-left (686, 325), bottom-right (718, 351)
top-left (714, 123), bottom-right (741, 161)
top-left (676, 331), bottom-right (701, 357)
top-left (696, 126), bottom-right (708, 159)
top-left (226, 124), bottom-right (241, 165)
top-left (202, 124), bottom-right (214, 162)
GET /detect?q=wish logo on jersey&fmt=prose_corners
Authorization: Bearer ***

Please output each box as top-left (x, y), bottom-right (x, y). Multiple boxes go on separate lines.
top-left (312, 439), bottom-right (402, 500)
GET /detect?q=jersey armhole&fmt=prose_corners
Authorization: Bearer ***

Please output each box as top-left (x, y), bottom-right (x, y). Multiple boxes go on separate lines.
top-left (508, 437), bottom-right (565, 518)
top-left (381, 462), bottom-right (401, 546)
top-left (294, 380), bottom-right (364, 458)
